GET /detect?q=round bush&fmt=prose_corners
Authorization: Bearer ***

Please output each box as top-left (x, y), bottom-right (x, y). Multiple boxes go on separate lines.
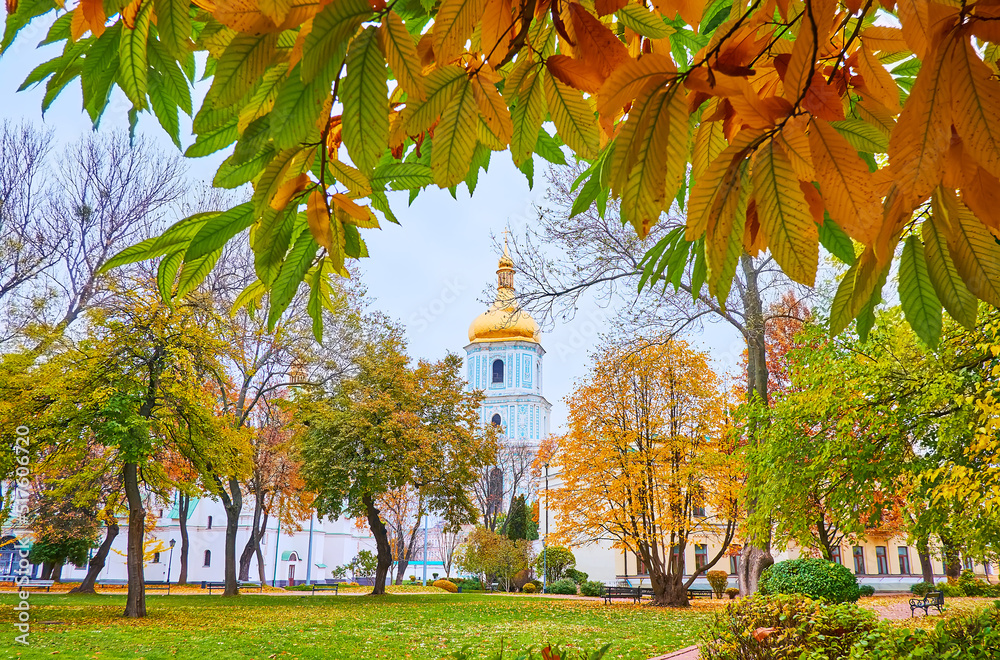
top-left (859, 585), bottom-right (876, 597)
top-left (699, 593), bottom-right (879, 660)
top-left (910, 581), bottom-right (933, 597)
top-left (758, 558), bottom-right (861, 603)
top-left (725, 587), bottom-right (740, 599)
top-left (579, 580), bottom-right (605, 597)
top-left (522, 583), bottom-right (537, 593)
top-left (433, 579), bottom-right (458, 593)
top-left (707, 570), bottom-right (729, 597)
top-left (549, 578), bottom-right (577, 595)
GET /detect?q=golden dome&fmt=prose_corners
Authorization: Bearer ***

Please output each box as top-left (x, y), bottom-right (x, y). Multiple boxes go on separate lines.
top-left (468, 239), bottom-right (539, 344)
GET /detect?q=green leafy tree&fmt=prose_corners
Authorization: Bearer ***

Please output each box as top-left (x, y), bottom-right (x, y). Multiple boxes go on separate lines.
top-left (506, 494), bottom-right (529, 541)
top-left (298, 332), bottom-right (492, 595)
top-left (535, 546), bottom-right (576, 584)
top-left (0, 279), bottom-right (230, 617)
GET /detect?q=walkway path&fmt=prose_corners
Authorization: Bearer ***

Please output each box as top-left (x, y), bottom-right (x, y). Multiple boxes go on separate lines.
top-left (648, 646), bottom-right (700, 660)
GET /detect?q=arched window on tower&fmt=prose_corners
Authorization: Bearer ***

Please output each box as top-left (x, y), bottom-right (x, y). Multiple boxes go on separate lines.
top-left (491, 414), bottom-right (502, 427)
top-left (492, 359), bottom-right (504, 384)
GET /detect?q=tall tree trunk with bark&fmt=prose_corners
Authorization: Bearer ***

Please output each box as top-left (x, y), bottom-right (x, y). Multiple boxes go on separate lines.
top-left (917, 533), bottom-right (935, 584)
top-left (40, 563), bottom-right (52, 580)
top-left (123, 462), bottom-right (146, 618)
top-left (940, 532), bottom-right (962, 582)
top-left (256, 512), bottom-right (268, 584)
top-left (70, 521), bottom-right (119, 594)
top-left (177, 494), bottom-right (189, 585)
top-left (364, 494), bottom-right (392, 595)
top-left (216, 476), bottom-right (242, 596)
top-left (238, 492), bottom-right (264, 581)
top-left (52, 561), bottom-right (64, 583)
top-left (737, 255), bottom-right (774, 595)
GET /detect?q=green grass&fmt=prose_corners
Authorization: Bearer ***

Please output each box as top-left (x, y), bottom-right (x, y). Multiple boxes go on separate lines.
top-left (0, 593), bottom-right (713, 659)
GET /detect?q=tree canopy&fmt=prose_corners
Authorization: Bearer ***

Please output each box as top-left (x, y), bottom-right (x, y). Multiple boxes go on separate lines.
top-left (6, 0), bottom-right (1000, 341)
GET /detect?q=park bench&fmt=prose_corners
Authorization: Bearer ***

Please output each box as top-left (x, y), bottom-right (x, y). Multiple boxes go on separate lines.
top-left (687, 588), bottom-right (714, 599)
top-left (310, 583), bottom-right (339, 595)
top-left (145, 581), bottom-right (171, 595)
top-left (14, 579), bottom-right (55, 591)
top-left (910, 591), bottom-right (945, 617)
top-left (602, 585), bottom-right (639, 604)
top-left (201, 580), bottom-right (263, 595)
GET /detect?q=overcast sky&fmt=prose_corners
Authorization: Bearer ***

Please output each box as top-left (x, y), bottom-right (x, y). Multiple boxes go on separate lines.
top-left (0, 17), bottom-right (744, 431)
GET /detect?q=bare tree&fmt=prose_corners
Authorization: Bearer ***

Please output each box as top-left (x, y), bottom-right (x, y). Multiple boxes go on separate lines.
top-left (509, 164), bottom-right (809, 593)
top-left (472, 439), bottom-right (535, 533)
top-left (0, 131), bottom-right (187, 351)
top-left (0, 122), bottom-right (59, 334)
top-left (435, 524), bottom-right (465, 578)
top-left (380, 486), bottom-right (425, 584)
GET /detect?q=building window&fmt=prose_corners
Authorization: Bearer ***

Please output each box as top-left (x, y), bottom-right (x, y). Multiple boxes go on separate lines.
top-left (670, 546), bottom-right (681, 573)
top-left (492, 359), bottom-right (504, 384)
top-left (491, 414), bottom-right (502, 427)
top-left (853, 546), bottom-right (866, 575)
top-left (831, 546), bottom-right (842, 565)
top-left (152, 552), bottom-right (160, 564)
top-left (692, 491), bottom-right (706, 518)
top-left (204, 550), bottom-right (211, 567)
top-left (207, 516), bottom-right (212, 529)
top-left (898, 547), bottom-right (911, 575)
top-left (876, 546), bottom-right (889, 575)
top-left (636, 553), bottom-right (647, 575)
top-left (695, 544), bottom-right (708, 571)
top-left (730, 554), bottom-right (740, 576)
top-left (964, 556), bottom-right (975, 571)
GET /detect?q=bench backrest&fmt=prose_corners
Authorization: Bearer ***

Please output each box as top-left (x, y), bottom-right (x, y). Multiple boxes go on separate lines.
top-left (929, 591), bottom-right (944, 603)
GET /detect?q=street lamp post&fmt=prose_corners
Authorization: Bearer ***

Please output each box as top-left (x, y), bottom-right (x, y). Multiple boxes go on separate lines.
top-left (422, 514), bottom-right (428, 586)
top-left (167, 539), bottom-right (176, 585)
top-left (543, 463), bottom-right (549, 594)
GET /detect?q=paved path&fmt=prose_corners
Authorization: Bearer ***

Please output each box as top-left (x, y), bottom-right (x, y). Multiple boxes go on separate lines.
top-left (648, 646), bottom-right (700, 660)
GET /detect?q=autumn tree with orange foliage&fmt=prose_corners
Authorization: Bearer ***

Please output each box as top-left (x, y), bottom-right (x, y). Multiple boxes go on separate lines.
top-left (549, 337), bottom-right (739, 606)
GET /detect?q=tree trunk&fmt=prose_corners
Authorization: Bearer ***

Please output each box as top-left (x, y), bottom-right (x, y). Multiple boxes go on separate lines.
top-left (123, 462), bottom-right (146, 618)
top-left (218, 476), bottom-right (242, 597)
top-left (916, 533), bottom-right (935, 584)
top-left (51, 561), bottom-right (63, 583)
top-left (737, 254), bottom-right (774, 595)
top-left (652, 572), bottom-right (690, 607)
top-left (70, 522), bottom-right (119, 594)
top-left (815, 516), bottom-right (837, 561)
top-left (177, 494), bottom-right (189, 585)
top-left (256, 512), bottom-right (269, 584)
top-left (940, 532), bottom-right (962, 582)
top-left (41, 563), bottom-right (53, 580)
top-left (364, 494), bottom-right (392, 596)
top-left (238, 493), bottom-right (264, 581)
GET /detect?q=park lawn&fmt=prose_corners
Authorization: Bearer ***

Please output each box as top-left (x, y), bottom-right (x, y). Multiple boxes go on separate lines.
top-left (0, 593), bottom-right (715, 659)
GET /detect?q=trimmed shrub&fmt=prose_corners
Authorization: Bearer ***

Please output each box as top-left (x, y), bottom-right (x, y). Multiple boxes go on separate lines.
top-left (580, 580), bottom-right (605, 597)
top-left (858, 585), bottom-right (875, 597)
top-left (522, 582), bottom-right (537, 593)
top-left (936, 582), bottom-right (965, 597)
top-left (758, 558), bottom-right (861, 603)
top-left (959, 569), bottom-right (992, 597)
top-left (699, 594), bottom-right (879, 660)
top-left (910, 581), bottom-right (933, 597)
top-left (564, 568), bottom-right (589, 584)
top-left (707, 570), bottom-right (729, 598)
top-left (433, 579), bottom-right (458, 593)
top-left (725, 587), bottom-right (739, 600)
top-left (549, 578), bottom-right (577, 595)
